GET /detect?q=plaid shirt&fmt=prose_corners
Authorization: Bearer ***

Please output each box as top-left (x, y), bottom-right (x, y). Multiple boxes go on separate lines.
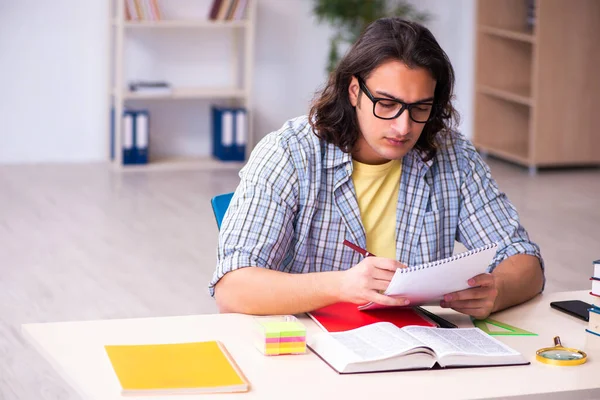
top-left (210, 115), bottom-right (543, 295)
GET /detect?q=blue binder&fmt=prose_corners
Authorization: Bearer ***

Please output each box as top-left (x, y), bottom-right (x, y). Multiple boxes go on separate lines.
top-left (134, 110), bottom-right (149, 164)
top-left (110, 108), bottom-right (149, 165)
top-left (212, 106), bottom-right (246, 161)
top-left (122, 110), bottom-right (137, 165)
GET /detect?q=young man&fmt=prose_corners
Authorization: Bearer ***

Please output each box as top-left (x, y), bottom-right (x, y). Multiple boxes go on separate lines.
top-left (210, 18), bottom-right (544, 320)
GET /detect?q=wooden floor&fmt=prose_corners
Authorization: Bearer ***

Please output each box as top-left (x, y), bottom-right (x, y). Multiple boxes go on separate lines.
top-left (1, 159), bottom-right (599, 399)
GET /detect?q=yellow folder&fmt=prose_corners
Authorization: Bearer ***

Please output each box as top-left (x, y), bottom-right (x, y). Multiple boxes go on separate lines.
top-left (104, 341), bottom-right (249, 395)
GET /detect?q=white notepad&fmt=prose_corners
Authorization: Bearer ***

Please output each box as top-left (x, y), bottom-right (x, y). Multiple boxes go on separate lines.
top-left (359, 243), bottom-right (498, 310)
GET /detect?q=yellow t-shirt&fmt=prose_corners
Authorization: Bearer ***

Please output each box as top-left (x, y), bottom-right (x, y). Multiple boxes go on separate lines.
top-left (351, 159), bottom-right (402, 259)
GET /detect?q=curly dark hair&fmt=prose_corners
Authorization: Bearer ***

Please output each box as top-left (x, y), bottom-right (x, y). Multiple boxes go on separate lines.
top-left (309, 17), bottom-right (459, 161)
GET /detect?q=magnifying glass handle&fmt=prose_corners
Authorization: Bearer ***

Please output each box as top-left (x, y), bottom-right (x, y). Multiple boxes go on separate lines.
top-left (554, 336), bottom-right (562, 347)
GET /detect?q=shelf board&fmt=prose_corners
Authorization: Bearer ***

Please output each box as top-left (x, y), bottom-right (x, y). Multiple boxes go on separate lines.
top-left (114, 156), bottom-right (245, 172)
top-left (112, 19), bottom-right (248, 29)
top-left (474, 142), bottom-right (530, 167)
top-left (115, 87), bottom-right (247, 100)
top-left (478, 25), bottom-right (535, 44)
top-left (477, 85), bottom-right (532, 107)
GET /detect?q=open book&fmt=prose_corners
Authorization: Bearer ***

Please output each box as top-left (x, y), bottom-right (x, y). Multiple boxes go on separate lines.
top-left (360, 243), bottom-right (498, 310)
top-left (308, 322), bottom-right (528, 374)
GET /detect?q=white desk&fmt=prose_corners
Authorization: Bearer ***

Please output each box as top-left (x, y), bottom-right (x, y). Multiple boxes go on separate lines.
top-left (22, 290), bottom-right (600, 400)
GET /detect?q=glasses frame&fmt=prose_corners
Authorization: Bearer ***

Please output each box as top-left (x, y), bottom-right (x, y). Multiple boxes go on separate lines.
top-left (356, 76), bottom-right (435, 123)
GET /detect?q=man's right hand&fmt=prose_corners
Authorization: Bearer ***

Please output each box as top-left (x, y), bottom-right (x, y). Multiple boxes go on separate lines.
top-left (338, 257), bottom-right (409, 306)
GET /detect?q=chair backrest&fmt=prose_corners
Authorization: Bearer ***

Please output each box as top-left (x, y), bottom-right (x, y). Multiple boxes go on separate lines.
top-left (211, 192), bottom-right (234, 230)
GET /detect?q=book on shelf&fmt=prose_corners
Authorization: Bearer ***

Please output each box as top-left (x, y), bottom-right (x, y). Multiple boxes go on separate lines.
top-left (232, 0), bottom-right (248, 20)
top-left (104, 341), bottom-right (249, 395)
top-left (208, 0), bottom-right (249, 21)
top-left (307, 322), bottom-right (529, 374)
top-left (226, 0), bottom-right (247, 20)
top-left (208, 0), bottom-right (224, 20)
top-left (215, 0), bottom-right (231, 20)
top-left (149, 0), bottom-right (162, 20)
top-left (359, 243), bottom-right (498, 310)
top-left (125, 0), bottom-right (162, 21)
top-left (526, 0), bottom-right (536, 31)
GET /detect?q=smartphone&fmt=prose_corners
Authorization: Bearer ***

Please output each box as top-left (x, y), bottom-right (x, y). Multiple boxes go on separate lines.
top-left (550, 300), bottom-right (592, 322)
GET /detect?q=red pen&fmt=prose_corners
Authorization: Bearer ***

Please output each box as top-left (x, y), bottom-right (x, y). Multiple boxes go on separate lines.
top-left (343, 240), bottom-right (376, 257)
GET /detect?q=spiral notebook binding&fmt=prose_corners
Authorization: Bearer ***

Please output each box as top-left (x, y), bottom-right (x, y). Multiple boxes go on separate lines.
top-left (399, 242), bottom-right (498, 274)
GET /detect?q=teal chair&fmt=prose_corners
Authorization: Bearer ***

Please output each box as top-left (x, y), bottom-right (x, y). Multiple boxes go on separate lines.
top-left (211, 192), bottom-right (234, 230)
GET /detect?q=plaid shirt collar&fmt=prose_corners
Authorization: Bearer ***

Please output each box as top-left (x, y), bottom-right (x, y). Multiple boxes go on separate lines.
top-left (322, 138), bottom-right (434, 176)
top-left (323, 138), bottom-right (435, 260)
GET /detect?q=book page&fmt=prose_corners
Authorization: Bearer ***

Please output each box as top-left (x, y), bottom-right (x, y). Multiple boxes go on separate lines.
top-left (329, 322), bottom-right (426, 361)
top-left (403, 327), bottom-right (519, 358)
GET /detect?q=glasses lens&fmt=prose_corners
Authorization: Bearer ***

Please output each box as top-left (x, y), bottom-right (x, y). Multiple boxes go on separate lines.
top-left (409, 105), bottom-right (433, 123)
top-left (373, 101), bottom-right (433, 122)
top-left (539, 349), bottom-right (584, 361)
top-left (374, 100), bottom-right (402, 119)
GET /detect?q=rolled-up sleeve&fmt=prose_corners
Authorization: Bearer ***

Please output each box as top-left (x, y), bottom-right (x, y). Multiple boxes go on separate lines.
top-left (209, 133), bottom-right (299, 296)
top-left (455, 139), bottom-right (544, 283)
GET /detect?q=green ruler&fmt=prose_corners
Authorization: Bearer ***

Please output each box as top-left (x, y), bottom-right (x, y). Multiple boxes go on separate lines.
top-left (472, 317), bottom-right (537, 336)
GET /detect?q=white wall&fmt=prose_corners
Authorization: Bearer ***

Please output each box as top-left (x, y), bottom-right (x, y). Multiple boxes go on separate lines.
top-left (253, 0), bottom-right (333, 142)
top-left (0, 0), bottom-right (474, 164)
top-left (0, 0), bottom-right (109, 163)
top-left (408, 0), bottom-right (476, 140)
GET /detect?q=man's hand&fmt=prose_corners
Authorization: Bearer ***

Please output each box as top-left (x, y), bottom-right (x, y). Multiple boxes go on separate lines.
top-left (339, 257), bottom-right (409, 306)
top-left (440, 273), bottom-right (499, 319)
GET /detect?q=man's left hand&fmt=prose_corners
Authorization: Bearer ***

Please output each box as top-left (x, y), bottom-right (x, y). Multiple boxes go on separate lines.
top-left (440, 273), bottom-right (498, 319)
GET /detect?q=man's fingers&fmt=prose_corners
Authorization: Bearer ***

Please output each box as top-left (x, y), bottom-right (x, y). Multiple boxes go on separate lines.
top-left (371, 268), bottom-right (395, 282)
top-left (468, 273), bottom-right (494, 287)
top-left (369, 257), bottom-right (408, 272)
top-left (441, 273), bottom-right (497, 320)
top-left (369, 292), bottom-right (409, 307)
top-left (368, 279), bottom-right (391, 292)
top-left (444, 287), bottom-right (494, 302)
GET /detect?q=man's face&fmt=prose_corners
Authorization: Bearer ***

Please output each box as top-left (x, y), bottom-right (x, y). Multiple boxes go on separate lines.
top-left (349, 60), bottom-right (437, 164)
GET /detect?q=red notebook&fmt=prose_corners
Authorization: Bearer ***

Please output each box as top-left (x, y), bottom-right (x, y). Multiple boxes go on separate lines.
top-left (307, 302), bottom-right (435, 332)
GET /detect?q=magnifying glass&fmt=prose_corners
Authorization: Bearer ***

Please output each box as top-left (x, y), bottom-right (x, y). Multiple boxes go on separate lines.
top-left (536, 336), bottom-right (587, 366)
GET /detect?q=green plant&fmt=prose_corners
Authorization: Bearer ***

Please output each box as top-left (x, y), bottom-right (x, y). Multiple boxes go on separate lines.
top-left (313, 0), bottom-right (430, 73)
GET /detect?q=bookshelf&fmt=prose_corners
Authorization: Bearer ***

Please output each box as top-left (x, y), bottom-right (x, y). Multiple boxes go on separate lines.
top-left (114, 20), bottom-right (249, 28)
top-left (117, 87), bottom-right (247, 100)
top-left (108, 0), bottom-right (256, 171)
top-left (473, 0), bottom-right (600, 174)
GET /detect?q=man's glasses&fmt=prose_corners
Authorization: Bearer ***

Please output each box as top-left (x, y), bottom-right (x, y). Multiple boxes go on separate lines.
top-left (356, 76), bottom-right (435, 123)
